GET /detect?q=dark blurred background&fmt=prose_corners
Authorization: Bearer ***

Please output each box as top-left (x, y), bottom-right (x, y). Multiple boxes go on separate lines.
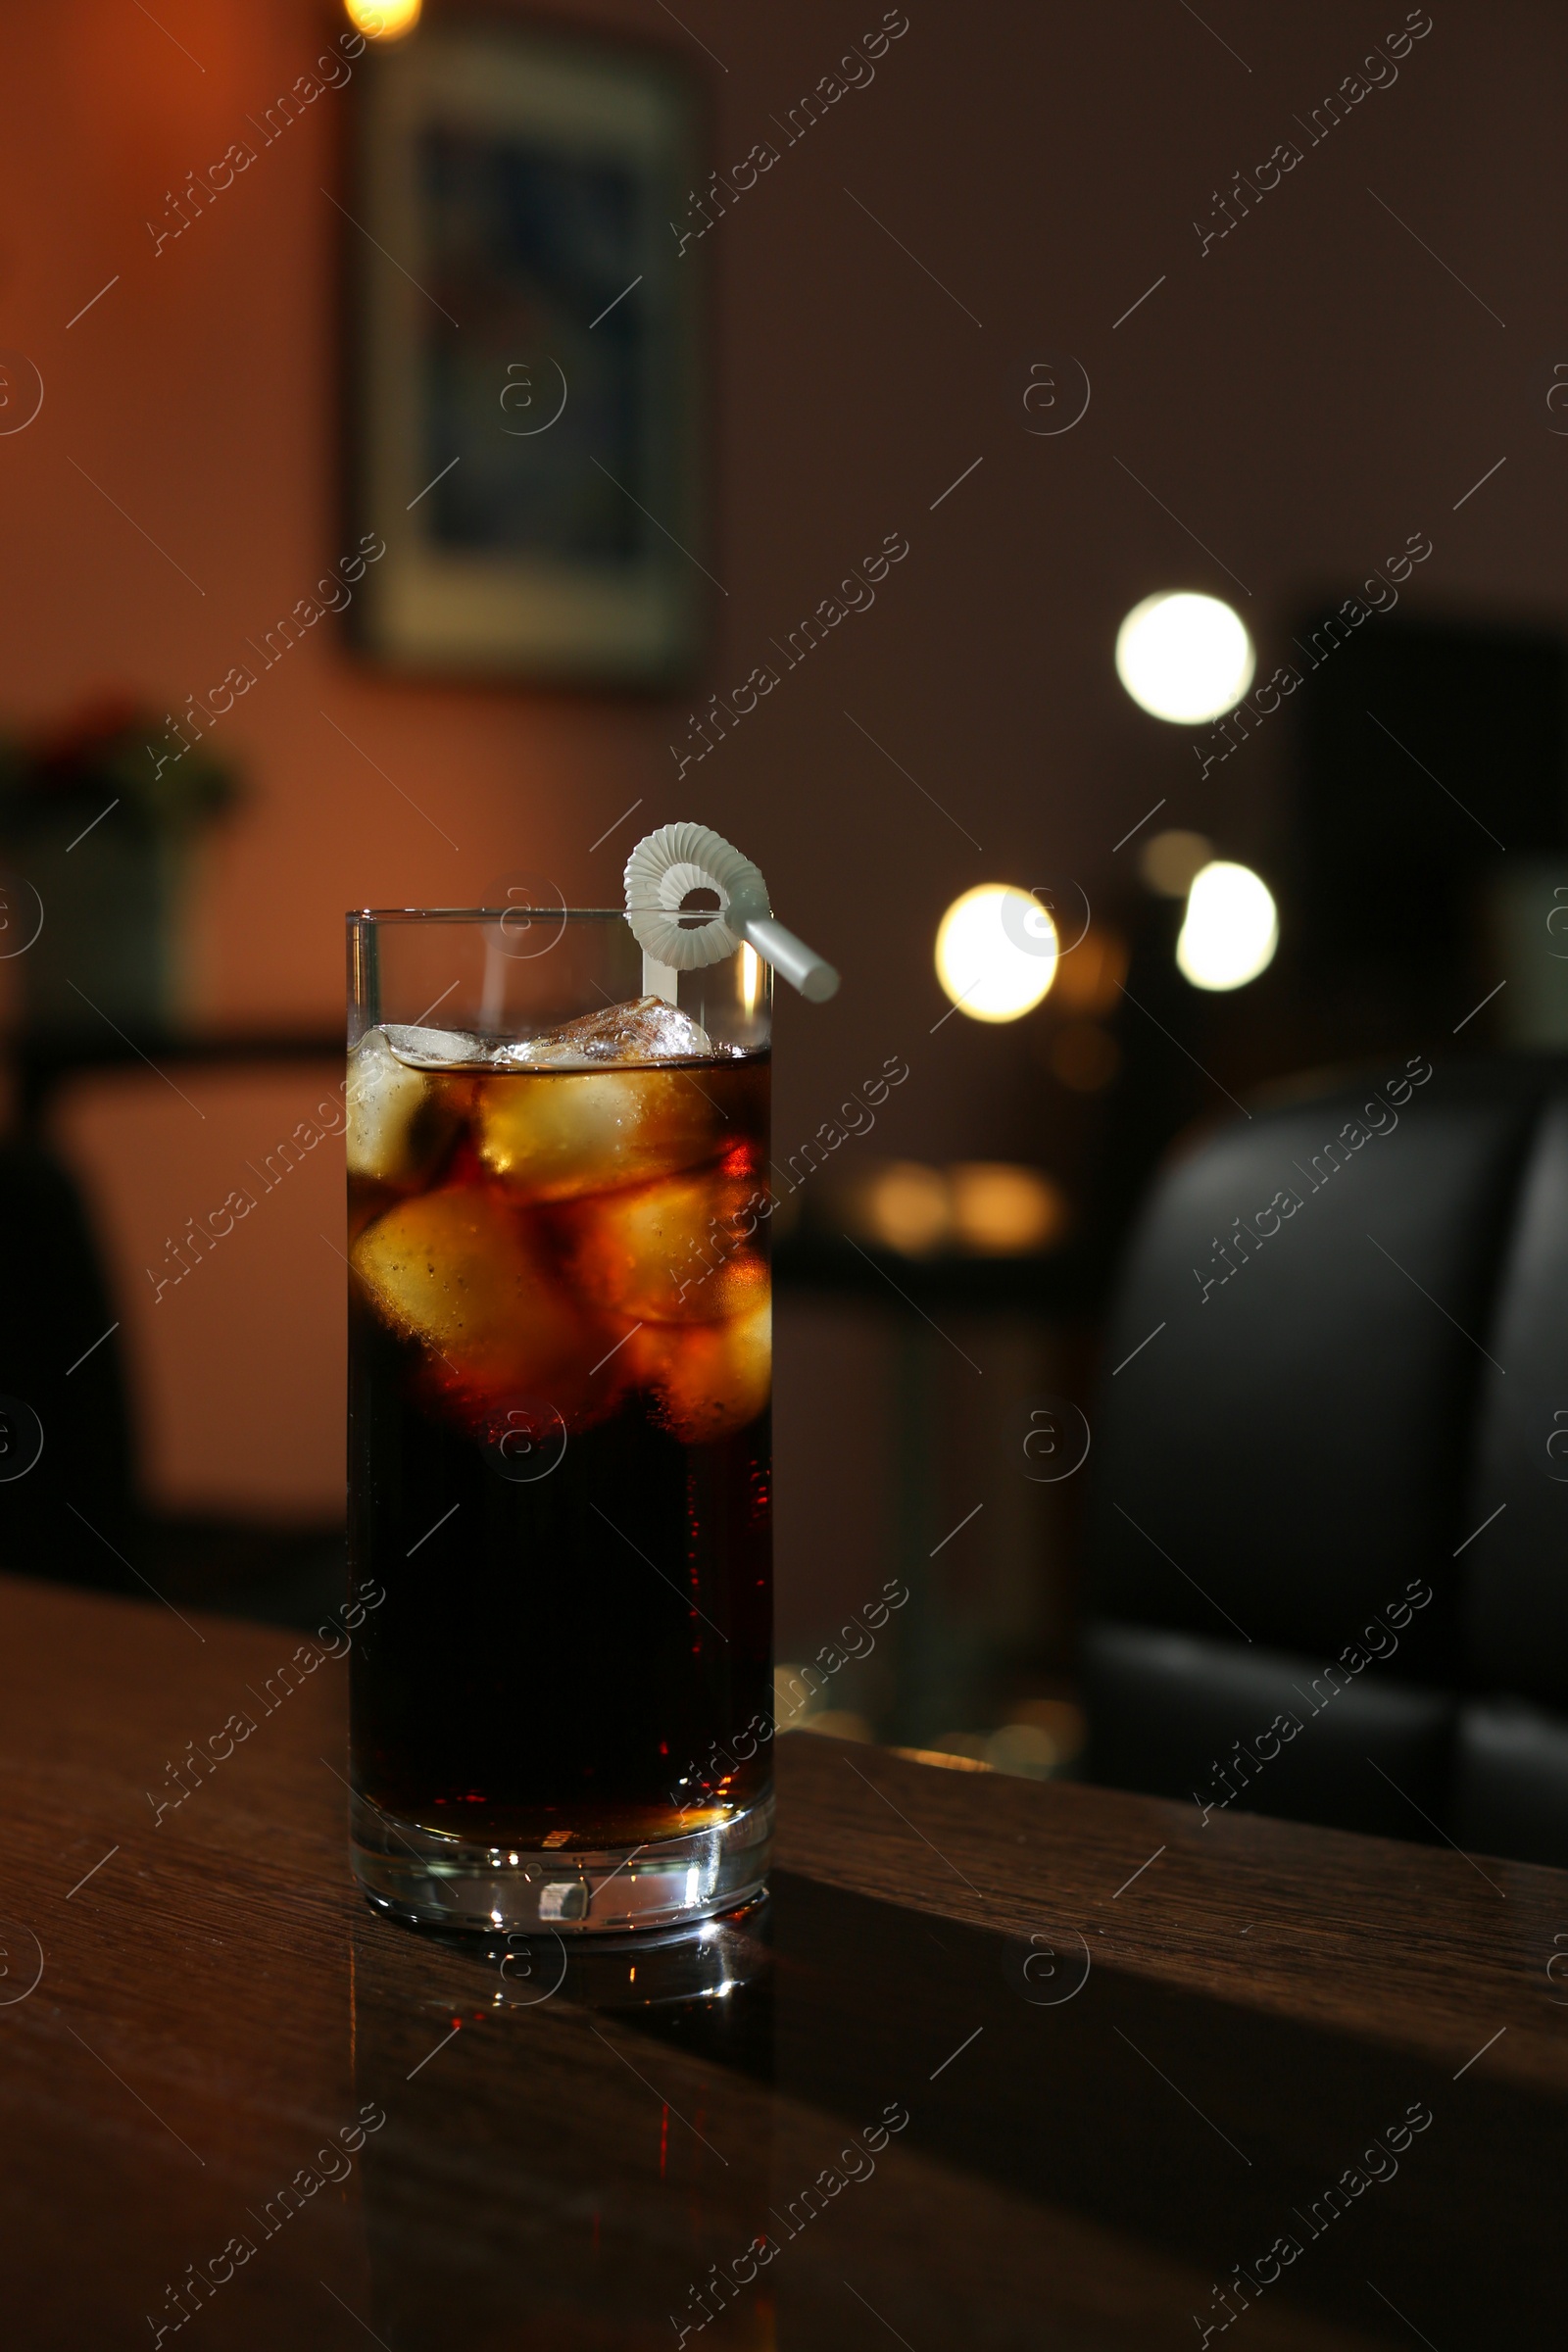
top-left (0, 0), bottom-right (1564, 1841)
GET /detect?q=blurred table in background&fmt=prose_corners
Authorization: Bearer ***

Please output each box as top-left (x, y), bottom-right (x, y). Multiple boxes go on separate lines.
top-left (775, 1176), bottom-right (1101, 1778)
top-left (0, 1028), bottom-right (347, 1623)
top-left (7, 1026), bottom-right (344, 1124)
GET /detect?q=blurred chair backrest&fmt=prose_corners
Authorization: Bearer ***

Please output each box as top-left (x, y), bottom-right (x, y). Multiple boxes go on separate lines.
top-left (1080, 1054), bottom-right (1568, 1867)
top-left (0, 1137), bottom-right (138, 1591)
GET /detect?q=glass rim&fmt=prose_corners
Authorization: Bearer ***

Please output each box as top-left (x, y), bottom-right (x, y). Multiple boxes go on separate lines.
top-left (348, 906), bottom-right (751, 929)
top-left (349, 906), bottom-right (627, 923)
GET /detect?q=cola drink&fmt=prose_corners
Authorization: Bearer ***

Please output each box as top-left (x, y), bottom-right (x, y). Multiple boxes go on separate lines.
top-left (346, 990), bottom-right (773, 1932)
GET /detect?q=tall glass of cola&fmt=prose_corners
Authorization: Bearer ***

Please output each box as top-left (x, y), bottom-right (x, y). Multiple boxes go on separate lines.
top-left (345, 905), bottom-right (772, 1935)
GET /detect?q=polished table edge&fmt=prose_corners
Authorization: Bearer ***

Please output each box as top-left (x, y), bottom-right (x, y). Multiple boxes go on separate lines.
top-left (778, 1733), bottom-right (1568, 2093)
top-left (5, 1573), bottom-right (1561, 2099)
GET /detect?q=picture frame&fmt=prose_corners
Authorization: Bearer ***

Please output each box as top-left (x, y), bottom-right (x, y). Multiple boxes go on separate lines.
top-left (348, 15), bottom-right (704, 687)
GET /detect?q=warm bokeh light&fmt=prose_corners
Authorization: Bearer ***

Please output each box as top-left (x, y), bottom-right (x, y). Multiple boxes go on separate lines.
top-left (988, 1699), bottom-right (1087, 1778)
top-left (948, 1163), bottom-right (1067, 1254)
top-left (1140, 827), bottom-right (1214, 899)
top-left (935, 884), bottom-right (1057, 1022)
top-left (1050, 922), bottom-right (1128, 1014)
top-left (859, 1162), bottom-right (951, 1255)
top-left (1115, 592), bottom-right (1255, 723)
top-left (346, 0), bottom-right (422, 38)
top-left (846, 1160), bottom-right (1066, 1257)
top-left (1176, 859), bottom-right (1279, 990)
top-left (739, 942), bottom-right (762, 1014)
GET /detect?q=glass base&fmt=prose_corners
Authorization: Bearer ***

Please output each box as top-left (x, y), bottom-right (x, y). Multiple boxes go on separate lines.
top-left (350, 1788), bottom-right (773, 1936)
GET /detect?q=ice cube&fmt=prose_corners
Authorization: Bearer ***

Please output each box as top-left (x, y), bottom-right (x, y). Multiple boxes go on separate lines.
top-left (347, 1025), bottom-right (466, 1186)
top-left (562, 1167), bottom-right (769, 1323)
top-left (499, 996), bottom-right (714, 1068)
top-left (351, 1183), bottom-right (621, 1427)
top-left (384, 1024), bottom-right (487, 1068)
top-left (476, 1065), bottom-right (718, 1202)
top-left (628, 1298), bottom-right (771, 1444)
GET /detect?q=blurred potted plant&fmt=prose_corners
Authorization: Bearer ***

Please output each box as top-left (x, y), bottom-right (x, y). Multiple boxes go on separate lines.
top-left (0, 697), bottom-right (240, 1033)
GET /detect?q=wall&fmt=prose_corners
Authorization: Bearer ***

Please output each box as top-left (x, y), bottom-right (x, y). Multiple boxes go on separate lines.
top-left (0, 0), bottom-right (1560, 1511)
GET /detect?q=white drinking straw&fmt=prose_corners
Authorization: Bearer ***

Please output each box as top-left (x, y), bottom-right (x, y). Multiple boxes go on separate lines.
top-left (735, 913), bottom-right (839, 1002)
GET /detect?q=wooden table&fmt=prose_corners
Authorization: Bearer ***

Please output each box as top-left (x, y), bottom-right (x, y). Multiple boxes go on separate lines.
top-left (1, 1575), bottom-right (1562, 2349)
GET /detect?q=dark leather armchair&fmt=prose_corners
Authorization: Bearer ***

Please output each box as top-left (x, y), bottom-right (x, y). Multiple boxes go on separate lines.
top-left (1080, 1054), bottom-right (1568, 1868)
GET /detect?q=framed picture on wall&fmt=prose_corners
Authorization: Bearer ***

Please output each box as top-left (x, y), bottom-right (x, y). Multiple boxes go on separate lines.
top-left (348, 18), bottom-right (704, 687)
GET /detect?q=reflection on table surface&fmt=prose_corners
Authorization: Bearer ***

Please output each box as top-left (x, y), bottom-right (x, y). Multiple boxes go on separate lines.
top-left (345, 1872), bottom-right (1558, 2351)
top-left (0, 1577), bottom-right (1563, 2349)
